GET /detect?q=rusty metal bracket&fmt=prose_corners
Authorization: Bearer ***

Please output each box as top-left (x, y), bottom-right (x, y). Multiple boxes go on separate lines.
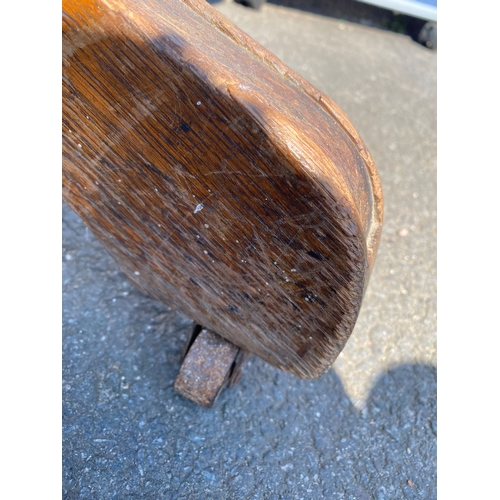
top-left (174, 326), bottom-right (248, 408)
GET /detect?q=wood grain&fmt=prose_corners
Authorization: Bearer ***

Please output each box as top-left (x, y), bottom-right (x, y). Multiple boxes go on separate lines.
top-left (62, 0), bottom-right (383, 379)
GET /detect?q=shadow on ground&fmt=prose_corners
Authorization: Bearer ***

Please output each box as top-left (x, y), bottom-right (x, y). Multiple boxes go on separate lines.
top-left (63, 205), bottom-right (436, 499)
top-left (224, 0), bottom-right (428, 43)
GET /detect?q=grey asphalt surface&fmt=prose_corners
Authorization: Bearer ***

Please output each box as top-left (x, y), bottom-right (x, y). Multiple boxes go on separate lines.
top-left (62, 1), bottom-right (437, 498)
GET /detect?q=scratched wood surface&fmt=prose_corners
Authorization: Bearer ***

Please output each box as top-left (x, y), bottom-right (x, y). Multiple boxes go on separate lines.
top-left (62, 0), bottom-right (383, 379)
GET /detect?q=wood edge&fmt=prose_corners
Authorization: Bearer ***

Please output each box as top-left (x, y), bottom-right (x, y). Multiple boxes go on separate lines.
top-left (179, 0), bottom-right (384, 268)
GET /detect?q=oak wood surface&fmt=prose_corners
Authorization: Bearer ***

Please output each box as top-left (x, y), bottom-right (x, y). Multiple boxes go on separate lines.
top-left (62, 0), bottom-right (383, 379)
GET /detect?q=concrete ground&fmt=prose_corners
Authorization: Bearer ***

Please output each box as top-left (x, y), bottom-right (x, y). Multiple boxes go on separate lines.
top-left (62, 1), bottom-right (436, 498)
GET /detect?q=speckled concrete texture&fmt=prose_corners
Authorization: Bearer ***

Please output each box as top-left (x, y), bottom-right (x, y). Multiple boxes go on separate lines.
top-left (63, 1), bottom-right (436, 498)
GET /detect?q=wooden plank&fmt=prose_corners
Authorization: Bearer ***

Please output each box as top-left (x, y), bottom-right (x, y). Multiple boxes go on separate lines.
top-left (62, 0), bottom-right (384, 379)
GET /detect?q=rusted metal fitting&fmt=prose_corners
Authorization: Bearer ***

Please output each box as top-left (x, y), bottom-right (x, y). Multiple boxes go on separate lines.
top-left (174, 326), bottom-right (247, 408)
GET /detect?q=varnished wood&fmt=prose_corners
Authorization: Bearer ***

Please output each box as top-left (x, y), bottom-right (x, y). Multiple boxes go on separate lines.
top-left (62, 0), bottom-right (383, 379)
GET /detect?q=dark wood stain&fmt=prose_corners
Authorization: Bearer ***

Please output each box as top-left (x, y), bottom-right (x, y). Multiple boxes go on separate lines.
top-left (62, 0), bottom-right (384, 379)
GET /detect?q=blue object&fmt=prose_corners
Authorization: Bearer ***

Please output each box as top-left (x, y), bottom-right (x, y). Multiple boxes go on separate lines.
top-left (357, 0), bottom-right (437, 21)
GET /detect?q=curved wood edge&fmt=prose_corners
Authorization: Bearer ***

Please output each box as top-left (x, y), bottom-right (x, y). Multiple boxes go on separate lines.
top-left (62, 0), bottom-right (384, 379)
top-left (180, 0), bottom-right (384, 270)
